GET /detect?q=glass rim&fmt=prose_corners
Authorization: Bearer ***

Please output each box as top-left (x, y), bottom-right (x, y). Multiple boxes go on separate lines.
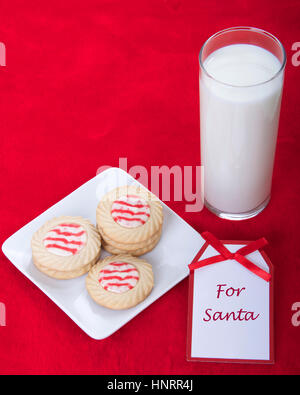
top-left (199, 26), bottom-right (287, 88)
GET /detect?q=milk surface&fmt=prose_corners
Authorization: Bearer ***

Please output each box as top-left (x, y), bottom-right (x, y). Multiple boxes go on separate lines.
top-left (200, 44), bottom-right (283, 214)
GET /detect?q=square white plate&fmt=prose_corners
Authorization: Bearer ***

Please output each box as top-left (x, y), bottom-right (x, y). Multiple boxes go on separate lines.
top-left (2, 167), bottom-right (204, 339)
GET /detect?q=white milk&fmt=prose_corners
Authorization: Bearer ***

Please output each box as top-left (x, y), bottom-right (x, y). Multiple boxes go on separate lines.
top-left (200, 44), bottom-right (283, 215)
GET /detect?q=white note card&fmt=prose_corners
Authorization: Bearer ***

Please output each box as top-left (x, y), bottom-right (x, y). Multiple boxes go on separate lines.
top-left (187, 241), bottom-right (274, 364)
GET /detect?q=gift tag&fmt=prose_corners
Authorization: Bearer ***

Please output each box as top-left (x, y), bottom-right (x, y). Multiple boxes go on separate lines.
top-left (187, 232), bottom-right (274, 364)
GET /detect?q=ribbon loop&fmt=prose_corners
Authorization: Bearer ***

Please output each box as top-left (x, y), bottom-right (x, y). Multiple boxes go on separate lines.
top-left (189, 232), bottom-right (271, 282)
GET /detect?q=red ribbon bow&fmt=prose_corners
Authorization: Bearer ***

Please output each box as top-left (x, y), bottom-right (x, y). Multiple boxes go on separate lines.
top-left (189, 231), bottom-right (271, 282)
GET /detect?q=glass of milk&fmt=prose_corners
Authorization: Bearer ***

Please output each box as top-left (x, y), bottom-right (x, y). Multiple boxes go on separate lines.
top-left (200, 27), bottom-right (286, 220)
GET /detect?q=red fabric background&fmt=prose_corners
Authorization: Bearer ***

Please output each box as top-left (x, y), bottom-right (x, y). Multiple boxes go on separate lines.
top-left (0, 0), bottom-right (300, 375)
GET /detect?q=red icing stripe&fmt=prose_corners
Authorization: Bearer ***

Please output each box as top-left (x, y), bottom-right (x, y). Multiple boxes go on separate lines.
top-left (59, 223), bottom-right (81, 228)
top-left (44, 237), bottom-right (84, 246)
top-left (109, 262), bottom-right (134, 267)
top-left (51, 229), bottom-right (85, 237)
top-left (113, 200), bottom-right (149, 209)
top-left (111, 208), bottom-right (150, 217)
top-left (112, 216), bottom-right (146, 224)
top-left (44, 244), bottom-right (78, 255)
top-left (103, 283), bottom-right (135, 290)
top-left (100, 268), bottom-right (138, 274)
top-left (99, 275), bottom-right (139, 281)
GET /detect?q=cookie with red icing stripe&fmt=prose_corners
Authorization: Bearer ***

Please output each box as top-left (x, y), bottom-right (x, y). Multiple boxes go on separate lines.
top-left (86, 254), bottom-right (154, 310)
top-left (31, 216), bottom-right (101, 279)
top-left (96, 185), bottom-right (163, 256)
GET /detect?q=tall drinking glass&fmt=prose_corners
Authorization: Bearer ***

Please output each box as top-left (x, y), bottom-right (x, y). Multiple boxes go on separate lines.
top-left (199, 27), bottom-right (286, 220)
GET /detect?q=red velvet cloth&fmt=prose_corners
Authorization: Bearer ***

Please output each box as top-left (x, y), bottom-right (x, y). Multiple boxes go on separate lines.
top-left (0, 0), bottom-right (300, 375)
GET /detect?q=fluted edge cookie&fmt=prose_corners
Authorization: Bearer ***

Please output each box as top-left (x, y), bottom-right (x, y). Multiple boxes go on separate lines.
top-left (86, 254), bottom-right (154, 310)
top-left (96, 185), bottom-right (163, 245)
top-left (33, 260), bottom-right (91, 280)
top-left (31, 216), bottom-right (101, 278)
top-left (101, 229), bottom-right (162, 256)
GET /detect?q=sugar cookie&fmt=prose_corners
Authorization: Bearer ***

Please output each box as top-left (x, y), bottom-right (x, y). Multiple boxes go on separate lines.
top-left (97, 185), bottom-right (163, 256)
top-left (31, 216), bottom-right (101, 279)
top-left (101, 229), bottom-right (162, 256)
top-left (86, 254), bottom-right (154, 310)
